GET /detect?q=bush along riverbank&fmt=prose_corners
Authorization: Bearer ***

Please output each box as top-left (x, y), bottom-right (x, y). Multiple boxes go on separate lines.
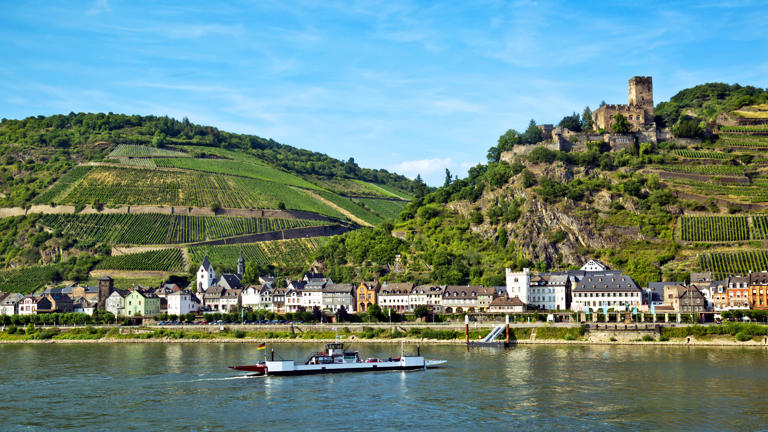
top-left (4, 323), bottom-right (768, 346)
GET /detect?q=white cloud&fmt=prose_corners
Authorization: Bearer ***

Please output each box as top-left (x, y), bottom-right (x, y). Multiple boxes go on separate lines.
top-left (392, 157), bottom-right (454, 177)
top-left (86, 0), bottom-right (110, 15)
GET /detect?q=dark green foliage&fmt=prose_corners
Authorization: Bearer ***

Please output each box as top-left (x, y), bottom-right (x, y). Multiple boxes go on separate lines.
top-left (654, 82), bottom-right (768, 126)
top-left (523, 119), bottom-right (543, 144)
top-left (611, 114), bottom-right (631, 133)
top-left (558, 112), bottom-right (582, 132)
top-left (672, 117), bottom-right (703, 138)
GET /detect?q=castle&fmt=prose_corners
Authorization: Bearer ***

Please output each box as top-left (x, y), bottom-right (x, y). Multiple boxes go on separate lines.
top-left (592, 76), bottom-right (654, 133)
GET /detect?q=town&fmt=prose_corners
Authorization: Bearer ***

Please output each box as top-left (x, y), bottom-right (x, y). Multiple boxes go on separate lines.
top-left (2, 254), bottom-right (767, 325)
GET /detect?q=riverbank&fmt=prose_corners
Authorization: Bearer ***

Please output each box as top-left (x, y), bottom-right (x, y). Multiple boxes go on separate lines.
top-left (3, 337), bottom-right (768, 347)
top-left (2, 324), bottom-right (768, 347)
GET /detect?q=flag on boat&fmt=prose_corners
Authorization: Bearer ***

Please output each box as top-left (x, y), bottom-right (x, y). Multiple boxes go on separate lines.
top-left (257, 343), bottom-right (266, 350)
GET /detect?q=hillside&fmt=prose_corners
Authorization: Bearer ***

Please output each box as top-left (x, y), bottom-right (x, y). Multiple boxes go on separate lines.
top-left (315, 82), bottom-right (768, 288)
top-left (0, 113), bottom-right (421, 292)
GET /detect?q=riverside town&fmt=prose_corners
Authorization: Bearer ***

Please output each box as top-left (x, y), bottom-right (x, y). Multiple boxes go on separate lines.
top-left (6, 2), bottom-right (768, 429)
top-left (4, 256), bottom-right (768, 338)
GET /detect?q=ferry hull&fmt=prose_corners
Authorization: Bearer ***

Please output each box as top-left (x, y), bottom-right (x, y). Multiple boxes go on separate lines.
top-left (264, 358), bottom-right (446, 376)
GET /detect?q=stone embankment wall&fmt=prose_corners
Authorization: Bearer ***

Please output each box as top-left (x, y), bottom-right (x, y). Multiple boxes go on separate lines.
top-left (0, 205), bottom-right (337, 222)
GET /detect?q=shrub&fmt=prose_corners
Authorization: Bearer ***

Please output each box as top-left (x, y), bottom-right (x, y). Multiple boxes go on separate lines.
top-left (659, 335), bottom-right (669, 342)
top-left (233, 330), bottom-right (246, 339)
top-left (6, 325), bottom-right (17, 335)
top-left (735, 332), bottom-right (752, 342)
top-left (642, 334), bottom-right (654, 342)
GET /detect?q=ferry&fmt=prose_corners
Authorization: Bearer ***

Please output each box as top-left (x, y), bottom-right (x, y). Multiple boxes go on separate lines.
top-left (228, 342), bottom-right (446, 376)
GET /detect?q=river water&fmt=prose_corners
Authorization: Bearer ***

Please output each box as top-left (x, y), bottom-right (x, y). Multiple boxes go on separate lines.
top-left (2, 343), bottom-right (768, 431)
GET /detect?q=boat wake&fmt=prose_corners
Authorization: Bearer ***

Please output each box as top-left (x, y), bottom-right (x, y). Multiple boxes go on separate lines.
top-left (187, 374), bottom-right (265, 383)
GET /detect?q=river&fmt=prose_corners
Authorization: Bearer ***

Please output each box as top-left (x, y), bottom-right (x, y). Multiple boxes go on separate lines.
top-left (1, 343), bottom-right (767, 431)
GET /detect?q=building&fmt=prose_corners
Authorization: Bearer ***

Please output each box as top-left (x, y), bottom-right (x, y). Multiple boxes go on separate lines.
top-left (505, 268), bottom-right (530, 305)
top-left (241, 285), bottom-right (265, 310)
top-left (442, 286), bottom-right (481, 313)
top-left (581, 260), bottom-right (609, 272)
top-left (528, 274), bottom-right (570, 310)
top-left (97, 276), bottom-right (114, 308)
top-left (272, 288), bottom-right (286, 313)
top-left (356, 281), bottom-right (380, 312)
top-left (646, 282), bottom-right (681, 309)
top-left (43, 294), bottom-right (74, 313)
top-left (477, 287), bottom-right (503, 312)
top-left (301, 280), bottom-right (326, 310)
top-left (168, 290), bottom-right (201, 315)
top-left (572, 272), bottom-right (642, 312)
top-left (125, 290), bottom-right (161, 316)
top-left (409, 285), bottom-right (444, 313)
top-left (378, 283), bottom-right (414, 312)
top-left (748, 272), bottom-right (768, 310)
top-left (726, 276), bottom-right (750, 310)
top-left (592, 76), bottom-right (654, 132)
top-left (73, 298), bottom-right (96, 315)
top-left (489, 296), bottom-right (525, 313)
top-left (663, 284), bottom-right (706, 312)
top-left (105, 290), bottom-right (130, 317)
top-left (285, 287), bottom-right (303, 313)
top-left (196, 256), bottom-right (216, 292)
top-left (258, 286), bottom-right (275, 311)
top-left (0, 293), bottom-right (23, 315)
top-left (322, 284), bottom-right (356, 313)
top-left (203, 286), bottom-right (241, 313)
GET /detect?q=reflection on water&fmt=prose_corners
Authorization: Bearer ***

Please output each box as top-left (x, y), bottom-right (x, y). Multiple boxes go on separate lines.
top-left (1, 343), bottom-right (768, 431)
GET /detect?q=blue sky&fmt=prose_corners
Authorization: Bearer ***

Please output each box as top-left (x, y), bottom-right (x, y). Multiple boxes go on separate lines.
top-left (2, 1), bottom-right (768, 185)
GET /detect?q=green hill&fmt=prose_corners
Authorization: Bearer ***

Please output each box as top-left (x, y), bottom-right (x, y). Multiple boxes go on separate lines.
top-left (0, 113), bottom-right (421, 291)
top-left (315, 82), bottom-right (768, 288)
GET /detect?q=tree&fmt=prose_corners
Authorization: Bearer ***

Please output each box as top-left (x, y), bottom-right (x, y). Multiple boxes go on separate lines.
top-left (582, 106), bottom-right (593, 131)
top-left (335, 305), bottom-right (350, 322)
top-left (413, 305), bottom-right (430, 319)
top-left (151, 131), bottom-right (166, 148)
top-left (444, 168), bottom-right (452, 187)
top-left (523, 119), bottom-right (543, 144)
top-left (414, 174), bottom-right (428, 198)
top-left (558, 112), bottom-right (582, 132)
top-left (611, 113), bottom-right (631, 133)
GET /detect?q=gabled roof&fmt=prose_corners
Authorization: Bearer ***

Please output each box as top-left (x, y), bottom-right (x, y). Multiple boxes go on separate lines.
top-left (749, 271), bottom-right (768, 285)
top-left (1, 293), bottom-right (24, 305)
top-left (381, 283), bottom-right (414, 295)
top-left (574, 272), bottom-right (640, 292)
top-left (200, 256), bottom-right (212, 271)
top-left (443, 285), bottom-right (481, 299)
top-left (324, 284), bottom-right (355, 294)
top-left (490, 296), bottom-right (524, 307)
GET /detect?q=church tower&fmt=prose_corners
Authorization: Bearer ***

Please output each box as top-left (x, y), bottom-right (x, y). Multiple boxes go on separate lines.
top-left (197, 256), bottom-right (215, 292)
top-left (237, 252), bottom-right (245, 278)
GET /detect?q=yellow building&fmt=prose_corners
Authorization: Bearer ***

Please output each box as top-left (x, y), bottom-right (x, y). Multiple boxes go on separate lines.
top-left (356, 281), bottom-right (380, 312)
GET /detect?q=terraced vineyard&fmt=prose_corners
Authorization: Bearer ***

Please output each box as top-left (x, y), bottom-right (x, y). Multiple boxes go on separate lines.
top-left (38, 213), bottom-right (326, 244)
top-left (31, 166), bottom-right (92, 204)
top-left (55, 166), bottom-right (343, 217)
top-left (109, 144), bottom-right (189, 158)
top-left (700, 250), bottom-right (768, 280)
top-left (187, 238), bottom-right (318, 271)
top-left (666, 178), bottom-right (768, 203)
top-left (680, 216), bottom-right (750, 242)
top-left (0, 265), bottom-right (60, 294)
top-left (352, 198), bottom-right (408, 220)
top-left (95, 248), bottom-right (184, 271)
top-left (315, 190), bottom-right (384, 226)
top-left (655, 164), bottom-right (745, 175)
top-left (720, 124), bottom-right (768, 133)
top-left (155, 157), bottom-right (319, 190)
top-left (175, 145), bottom-right (321, 189)
top-left (753, 215), bottom-right (768, 240)
top-left (672, 150), bottom-right (730, 160)
top-left (719, 134), bottom-right (768, 148)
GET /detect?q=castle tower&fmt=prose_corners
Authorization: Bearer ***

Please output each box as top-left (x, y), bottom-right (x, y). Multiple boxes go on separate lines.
top-left (97, 276), bottom-right (114, 309)
top-left (628, 76), bottom-right (652, 108)
top-left (237, 252), bottom-right (245, 278)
